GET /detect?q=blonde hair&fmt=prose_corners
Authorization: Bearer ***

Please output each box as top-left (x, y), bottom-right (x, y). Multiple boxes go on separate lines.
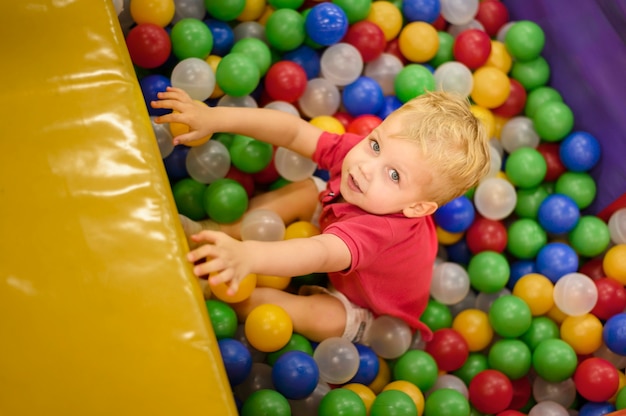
top-left (392, 91), bottom-right (491, 207)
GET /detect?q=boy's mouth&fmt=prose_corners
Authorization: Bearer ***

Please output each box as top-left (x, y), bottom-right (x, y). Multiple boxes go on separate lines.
top-left (348, 174), bottom-right (362, 193)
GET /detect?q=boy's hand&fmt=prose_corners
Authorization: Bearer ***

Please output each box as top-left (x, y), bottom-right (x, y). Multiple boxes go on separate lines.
top-left (150, 87), bottom-right (213, 145)
top-left (187, 230), bottom-right (253, 296)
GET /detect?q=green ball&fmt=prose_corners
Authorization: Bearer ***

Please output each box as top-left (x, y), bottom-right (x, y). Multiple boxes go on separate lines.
top-left (333, 0), bottom-right (372, 23)
top-left (204, 0), bottom-right (245, 21)
top-left (507, 218), bottom-right (547, 259)
top-left (172, 178), bottom-right (207, 221)
top-left (265, 9), bottom-right (306, 52)
top-left (424, 388), bottom-right (470, 416)
top-left (468, 251), bottom-right (510, 294)
top-left (555, 172), bottom-right (597, 209)
top-left (511, 56), bottom-right (550, 91)
top-left (505, 20), bottom-right (545, 62)
top-left (229, 134), bottom-right (274, 173)
top-left (519, 316), bottom-right (560, 351)
top-left (488, 295), bottom-right (532, 338)
top-left (394, 64), bottom-right (436, 103)
top-left (532, 339), bottom-right (578, 382)
top-left (569, 215), bottom-right (611, 257)
top-left (532, 101), bottom-right (574, 142)
top-left (393, 349), bottom-right (439, 392)
top-left (269, 0), bottom-right (305, 9)
top-left (487, 339), bottom-right (532, 380)
top-left (420, 299), bottom-right (453, 332)
top-left (429, 31), bottom-right (455, 68)
top-left (205, 299), bottom-right (238, 339)
top-left (170, 18), bottom-right (214, 60)
top-left (615, 386), bottom-right (626, 410)
top-left (203, 178), bottom-right (249, 223)
top-left (266, 333), bottom-right (313, 366)
top-left (505, 147), bottom-right (547, 189)
top-left (318, 388), bottom-right (367, 416)
top-left (453, 353), bottom-right (489, 386)
top-left (370, 390), bottom-right (417, 416)
top-left (515, 185), bottom-right (550, 219)
top-left (241, 389), bottom-right (291, 416)
top-left (231, 37), bottom-right (272, 76)
top-left (525, 86), bottom-right (563, 118)
top-left (215, 53), bottom-right (260, 97)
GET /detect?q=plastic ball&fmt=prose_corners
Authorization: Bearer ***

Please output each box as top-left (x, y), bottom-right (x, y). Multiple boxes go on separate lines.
top-left (347, 115), bottom-right (383, 136)
top-left (215, 53), bottom-right (260, 97)
top-left (511, 56), bottom-right (551, 91)
top-left (592, 277), bottom-right (626, 321)
top-left (170, 18), bottom-right (213, 60)
top-left (240, 389), bottom-right (291, 416)
top-left (555, 171), bottom-right (597, 210)
top-left (430, 30), bottom-right (455, 67)
top-left (492, 78), bottom-right (527, 118)
top-left (266, 9), bottom-right (307, 51)
top-left (468, 369), bottom-right (513, 414)
top-left (500, 116), bottom-right (540, 153)
top-left (424, 387), bottom-right (470, 416)
top-left (342, 76), bottom-right (384, 117)
top-left (342, 383), bottom-right (376, 414)
top-left (440, 0), bottom-right (478, 25)
top-left (476, 0), bottom-right (510, 37)
top-left (433, 61), bottom-right (474, 97)
top-left (141, 74), bottom-right (172, 116)
top-left (488, 339), bottom-right (532, 380)
top-left (244, 304), bottom-right (293, 353)
top-left (531, 377), bottom-right (576, 409)
top-left (508, 260), bottom-right (538, 289)
top-left (266, 333), bottom-right (314, 366)
top-left (273, 147), bottom-right (317, 182)
top-left (240, 209), bottom-right (286, 242)
top-left (473, 177), bottom-right (517, 220)
top-left (402, 0), bottom-right (440, 23)
top-left (313, 337), bottom-right (360, 384)
top-left (560, 313), bottom-right (603, 355)
top-left (471, 105), bottom-right (496, 140)
top-left (203, 178), bottom-right (249, 223)
top-left (125, 23), bottom-right (171, 69)
top-left (519, 316), bottom-right (559, 351)
top-left (298, 77), bottom-right (341, 118)
top-left (394, 64), bottom-right (436, 103)
top-left (231, 37), bottom-right (272, 77)
top-left (129, 0), bottom-right (175, 26)
top-left (172, 178), bottom-right (206, 220)
top-left (398, 21), bottom-right (439, 63)
top-left (532, 339), bottom-right (578, 383)
top-left (229, 134), bottom-right (273, 173)
top-left (604, 312), bottom-right (626, 355)
top-left (205, 19), bottom-right (235, 56)
top-left (452, 308), bottom-right (493, 352)
top-left (504, 20), bottom-right (545, 62)
top-left (528, 401), bottom-right (569, 416)
top-left (471, 66), bottom-right (510, 109)
top-left (536, 193), bottom-right (580, 235)
top-left (317, 388), bottom-right (367, 416)
top-left (525, 86), bottom-right (563, 118)
top-left (185, 139), bottom-right (230, 184)
top-left (284, 221), bottom-right (320, 240)
top-left (342, 21), bottom-right (386, 64)
top-left (608, 208), bottom-right (626, 244)
top-left (505, 147), bottom-right (547, 189)
top-left (320, 43), bottom-right (364, 87)
top-left (485, 40), bottom-right (513, 74)
top-left (205, 299), bottom-right (238, 340)
top-left (420, 299), bottom-right (453, 333)
top-left (574, 357), bottom-right (620, 402)
top-left (218, 338), bottom-right (253, 386)
top-left (425, 328), bottom-right (469, 372)
top-left (382, 380), bottom-right (425, 415)
top-left (163, 144), bottom-right (190, 182)
top-left (569, 215), bottom-right (611, 258)
top-left (488, 295), bottom-right (532, 338)
top-left (559, 131), bottom-right (601, 172)
top-left (393, 349), bottom-right (439, 392)
top-left (453, 29), bottom-right (492, 70)
top-left (264, 61), bottom-right (307, 103)
top-left (533, 101), bottom-right (575, 142)
top-left (512, 273), bottom-right (554, 316)
top-left (271, 351), bottom-right (319, 400)
top-left (536, 143), bottom-right (566, 183)
top-left (347, 344), bottom-right (380, 386)
top-left (304, 3), bottom-right (349, 46)
top-left (309, 115), bottom-right (345, 134)
top-left (370, 390), bottom-right (417, 416)
top-left (232, 21), bottom-right (265, 43)
top-left (468, 250), bottom-right (510, 294)
top-left (283, 45), bottom-right (321, 80)
top-left (210, 272), bottom-right (257, 304)
top-left (434, 195), bottom-right (476, 233)
top-left (365, 1), bottom-right (404, 41)
top-left (430, 262), bottom-right (471, 305)
top-left (150, 116), bottom-right (175, 158)
top-left (535, 242), bottom-right (579, 283)
top-left (453, 352), bottom-right (489, 386)
top-left (367, 315), bottom-right (413, 359)
top-left (465, 217), bottom-right (507, 254)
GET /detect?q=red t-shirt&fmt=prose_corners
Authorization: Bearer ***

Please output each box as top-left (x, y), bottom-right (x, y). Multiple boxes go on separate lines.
top-left (312, 131), bottom-right (437, 341)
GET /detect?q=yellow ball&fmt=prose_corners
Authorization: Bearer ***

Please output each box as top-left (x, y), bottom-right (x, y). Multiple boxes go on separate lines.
top-left (512, 273), bottom-right (554, 316)
top-left (383, 380), bottom-right (425, 416)
top-left (256, 274), bottom-right (291, 290)
top-left (436, 226), bottom-right (464, 245)
top-left (545, 302), bottom-right (568, 325)
top-left (237, 0), bottom-right (266, 21)
top-left (309, 115), bottom-right (346, 134)
top-left (493, 114), bottom-right (508, 139)
top-left (169, 101), bottom-right (213, 146)
top-left (210, 273), bottom-right (257, 304)
top-left (244, 304), bottom-right (293, 352)
top-left (609, 371), bottom-right (626, 403)
top-left (604, 244), bottom-right (626, 284)
top-left (257, 5), bottom-right (274, 26)
top-left (452, 308), bottom-right (493, 352)
top-left (398, 22), bottom-right (439, 63)
top-left (368, 356), bottom-right (391, 394)
top-left (470, 105), bottom-right (495, 139)
top-left (471, 66), bottom-right (511, 109)
top-left (129, 0), bottom-right (175, 27)
top-left (343, 384), bottom-right (376, 413)
top-left (205, 55), bottom-right (225, 99)
top-left (366, 1), bottom-right (403, 41)
top-left (485, 40), bottom-right (512, 74)
top-left (284, 221), bottom-right (320, 239)
top-left (560, 313), bottom-right (603, 355)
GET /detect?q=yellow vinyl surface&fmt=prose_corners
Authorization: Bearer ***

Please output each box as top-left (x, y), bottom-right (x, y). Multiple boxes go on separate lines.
top-left (0, 1), bottom-right (236, 414)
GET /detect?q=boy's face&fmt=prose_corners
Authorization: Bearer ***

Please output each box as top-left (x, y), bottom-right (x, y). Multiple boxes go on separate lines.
top-left (340, 114), bottom-right (437, 218)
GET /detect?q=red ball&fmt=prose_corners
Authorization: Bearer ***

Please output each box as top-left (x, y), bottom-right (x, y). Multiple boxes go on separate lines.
top-left (591, 277), bottom-right (626, 321)
top-left (466, 216), bottom-right (508, 254)
top-left (469, 369), bottom-right (513, 414)
top-left (573, 357), bottom-right (620, 402)
top-left (225, 166), bottom-right (255, 198)
top-left (508, 375), bottom-right (532, 411)
top-left (432, 14), bottom-right (448, 31)
top-left (536, 143), bottom-right (567, 182)
top-left (424, 328), bottom-right (469, 372)
top-left (497, 411), bottom-right (526, 416)
top-left (342, 21), bottom-right (387, 62)
top-left (475, 0), bottom-right (510, 37)
top-left (492, 79), bottom-right (527, 118)
top-left (453, 29), bottom-right (492, 69)
top-left (384, 38), bottom-right (409, 65)
top-left (579, 257), bottom-right (606, 280)
top-left (252, 149), bottom-right (280, 185)
top-left (332, 111), bottom-right (354, 130)
top-left (125, 23), bottom-right (171, 69)
top-left (347, 115), bottom-right (383, 136)
top-left (264, 61), bottom-right (308, 103)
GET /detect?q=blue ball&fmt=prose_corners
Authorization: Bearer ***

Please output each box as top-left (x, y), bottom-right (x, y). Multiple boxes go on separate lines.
top-left (205, 19), bottom-right (234, 57)
top-left (342, 76), bottom-right (385, 117)
top-left (559, 131), bottom-right (601, 172)
top-left (535, 242), bottom-right (579, 283)
top-left (579, 401), bottom-right (615, 416)
top-left (348, 343), bottom-right (380, 385)
top-left (305, 3), bottom-right (349, 46)
top-left (218, 338), bottom-right (253, 386)
top-left (434, 195), bottom-right (476, 233)
top-left (508, 260), bottom-right (537, 290)
top-left (283, 45), bottom-right (321, 79)
top-left (139, 74), bottom-right (172, 116)
top-left (402, 0), bottom-right (441, 23)
top-left (537, 193), bottom-right (580, 234)
top-left (446, 238), bottom-right (472, 266)
top-left (271, 351), bottom-right (319, 400)
top-left (163, 145), bottom-right (190, 183)
top-left (377, 95), bottom-right (403, 120)
top-left (603, 313), bottom-right (626, 355)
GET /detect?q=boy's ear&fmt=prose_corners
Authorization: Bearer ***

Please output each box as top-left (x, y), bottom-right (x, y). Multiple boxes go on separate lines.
top-left (403, 201), bottom-right (438, 218)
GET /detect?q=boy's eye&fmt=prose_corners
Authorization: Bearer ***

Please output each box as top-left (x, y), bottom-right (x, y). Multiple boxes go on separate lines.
top-left (369, 139), bottom-right (380, 152)
top-left (389, 169), bottom-right (400, 182)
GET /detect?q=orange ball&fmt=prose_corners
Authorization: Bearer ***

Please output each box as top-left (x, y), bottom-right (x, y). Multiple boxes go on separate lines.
top-left (284, 221), bottom-right (320, 239)
top-left (236, 0), bottom-right (266, 21)
top-left (205, 55), bottom-right (225, 99)
top-left (210, 272), bottom-right (257, 303)
top-left (244, 304), bottom-right (293, 352)
top-left (493, 114), bottom-right (509, 139)
top-left (130, 0), bottom-right (175, 27)
top-left (512, 273), bottom-right (554, 316)
top-left (398, 22), bottom-right (439, 63)
top-left (545, 302), bottom-right (568, 325)
top-left (604, 244), bottom-right (626, 284)
top-left (366, 1), bottom-right (403, 41)
top-left (343, 384), bottom-right (376, 413)
top-left (309, 115), bottom-right (346, 134)
top-left (168, 101), bottom-right (213, 146)
top-left (485, 40), bottom-right (512, 74)
top-left (256, 274), bottom-right (291, 290)
top-left (452, 308), bottom-right (493, 352)
top-left (470, 105), bottom-right (495, 139)
top-left (436, 226), bottom-right (464, 245)
top-left (368, 356), bottom-right (391, 394)
top-left (383, 380), bottom-right (425, 416)
top-left (471, 66), bottom-right (511, 109)
top-left (560, 313), bottom-right (603, 355)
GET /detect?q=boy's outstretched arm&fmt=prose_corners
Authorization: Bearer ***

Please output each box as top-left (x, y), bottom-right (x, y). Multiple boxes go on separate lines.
top-left (187, 230), bottom-right (352, 296)
top-left (150, 87), bottom-right (324, 158)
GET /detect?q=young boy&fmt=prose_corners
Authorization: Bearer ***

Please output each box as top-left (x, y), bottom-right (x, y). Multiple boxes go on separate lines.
top-left (152, 87), bottom-right (490, 343)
